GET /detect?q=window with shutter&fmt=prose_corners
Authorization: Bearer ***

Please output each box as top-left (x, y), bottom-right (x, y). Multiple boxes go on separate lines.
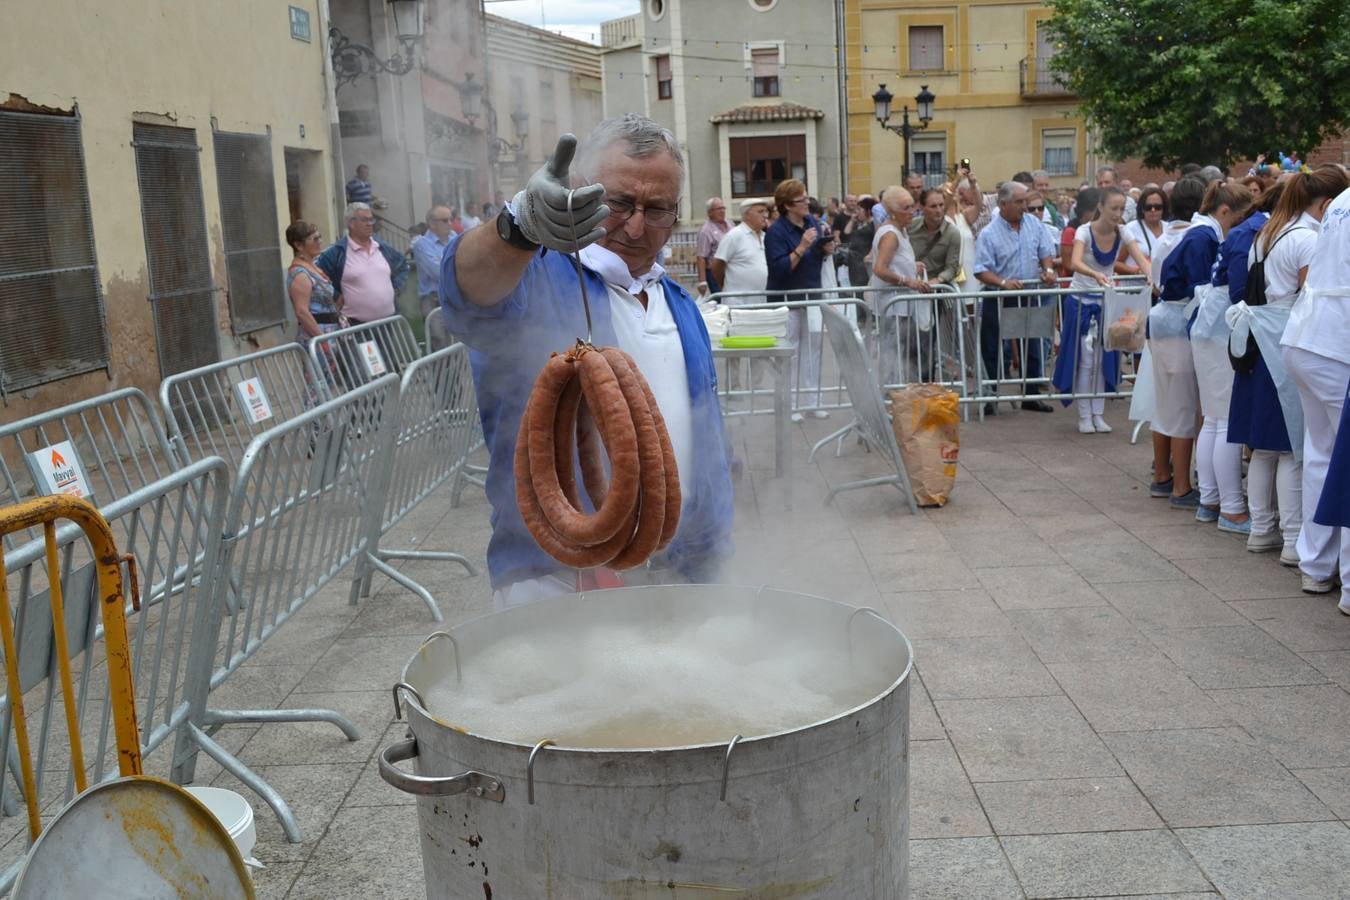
top-left (656, 55), bottom-right (673, 100)
top-left (0, 110), bottom-right (110, 396)
top-left (214, 131), bottom-right (286, 335)
top-left (908, 25), bottom-right (944, 72)
top-left (1042, 128), bottom-right (1077, 176)
top-left (132, 123), bottom-right (220, 379)
top-left (751, 48), bottom-right (779, 97)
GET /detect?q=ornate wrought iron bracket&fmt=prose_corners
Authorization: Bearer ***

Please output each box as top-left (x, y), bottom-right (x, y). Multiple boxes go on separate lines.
top-left (329, 26), bottom-right (420, 90)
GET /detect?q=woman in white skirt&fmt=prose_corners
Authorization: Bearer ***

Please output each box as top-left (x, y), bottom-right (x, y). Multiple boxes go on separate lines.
top-left (1152, 180), bottom-right (1253, 508)
top-left (1281, 172), bottom-right (1350, 596)
top-left (1144, 178), bottom-right (1205, 497)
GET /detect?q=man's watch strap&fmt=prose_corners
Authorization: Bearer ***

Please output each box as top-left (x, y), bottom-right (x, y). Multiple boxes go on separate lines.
top-left (496, 208), bottom-right (540, 252)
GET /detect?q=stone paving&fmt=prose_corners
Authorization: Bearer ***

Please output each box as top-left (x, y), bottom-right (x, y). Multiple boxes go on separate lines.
top-left (208, 400), bottom-right (1350, 898)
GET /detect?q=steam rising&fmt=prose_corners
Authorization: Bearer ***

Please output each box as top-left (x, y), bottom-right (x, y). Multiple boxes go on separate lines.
top-left (423, 612), bottom-right (901, 749)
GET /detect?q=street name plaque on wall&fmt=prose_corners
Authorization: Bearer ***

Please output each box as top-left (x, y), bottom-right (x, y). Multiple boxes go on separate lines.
top-left (289, 6), bottom-right (311, 43)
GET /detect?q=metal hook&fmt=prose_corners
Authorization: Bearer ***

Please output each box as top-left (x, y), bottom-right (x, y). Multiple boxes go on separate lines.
top-left (391, 681), bottom-right (425, 720)
top-left (720, 734), bottom-right (743, 802)
top-left (846, 606), bottom-right (887, 661)
top-left (566, 189), bottom-right (594, 344)
top-left (420, 631), bottom-right (462, 683)
top-left (527, 739), bottom-right (555, 805)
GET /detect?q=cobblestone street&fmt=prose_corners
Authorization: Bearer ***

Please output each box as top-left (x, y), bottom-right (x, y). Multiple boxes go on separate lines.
top-left (220, 403), bottom-right (1350, 899)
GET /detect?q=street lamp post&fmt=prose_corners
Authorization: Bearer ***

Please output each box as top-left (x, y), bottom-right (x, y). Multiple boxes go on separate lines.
top-left (872, 84), bottom-right (936, 179)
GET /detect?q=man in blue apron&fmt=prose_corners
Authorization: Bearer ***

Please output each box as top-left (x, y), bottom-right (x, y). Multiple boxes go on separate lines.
top-left (441, 116), bottom-right (734, 608)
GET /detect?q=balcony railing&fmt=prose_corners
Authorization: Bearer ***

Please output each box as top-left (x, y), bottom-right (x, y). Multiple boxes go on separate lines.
top-left (1019, 57), bottom-right (1072, 98)
top-left (601, 15), bottom-right (641, 49)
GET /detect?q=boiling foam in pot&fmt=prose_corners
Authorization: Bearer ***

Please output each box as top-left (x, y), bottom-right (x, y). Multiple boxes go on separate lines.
top-left (422, 611), bottom-right (898, 749)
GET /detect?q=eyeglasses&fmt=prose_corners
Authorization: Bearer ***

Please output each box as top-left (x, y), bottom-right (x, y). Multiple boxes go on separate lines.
top-left (306, 233), bottom-right (322, 241)
top-left (789, 196), bottom-right (809, 205)
top-left (606, 196), bottom-right (679, 228)
top-left (352, 217), bottom-right (376, 225)
top-left (1027, 205), bottom-right (1045, 212)
top-left (1141, 203), bottom-right (1164, 212)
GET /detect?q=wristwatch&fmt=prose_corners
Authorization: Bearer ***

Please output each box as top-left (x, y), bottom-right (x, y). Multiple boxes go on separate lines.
top-left (496, 206), bottom-right (539, 252)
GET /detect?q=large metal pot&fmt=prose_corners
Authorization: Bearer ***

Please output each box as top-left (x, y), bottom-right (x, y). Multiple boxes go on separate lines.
top-left (380, 584), bottom-right (913, 898)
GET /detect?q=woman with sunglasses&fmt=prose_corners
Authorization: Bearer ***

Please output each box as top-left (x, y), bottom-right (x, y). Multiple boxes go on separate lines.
top-left (285, 220), bottom-right (343, 342)
top-left (1119, 188), bottom-right (1168, 276)
top-left (1055, 187), bottom-right (1151, 432)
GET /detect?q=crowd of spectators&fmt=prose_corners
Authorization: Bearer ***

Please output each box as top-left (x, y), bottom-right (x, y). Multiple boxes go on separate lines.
top-left (696, 156), bottom-right (1350, 612)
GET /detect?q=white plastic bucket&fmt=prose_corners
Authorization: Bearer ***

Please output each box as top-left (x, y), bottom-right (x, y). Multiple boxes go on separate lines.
top-left (186, 786), bottom-right (261, 870)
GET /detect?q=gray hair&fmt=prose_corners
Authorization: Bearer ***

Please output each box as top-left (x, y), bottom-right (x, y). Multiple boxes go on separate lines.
top-left (1198, 165), bottom-right (1225, 184)
top-left (1031, 169), bottom-right (1050, 180)
top-left (1095, 165), bottom-right (1117, 178)
top-left (345, 201), bottom-right (372, 222)
top-left (575, 114), bottom-right (685, 185)
top-left (705, 196), bottom-right (724, 212)
top-left (997, 181), bottom-right (1028, 203)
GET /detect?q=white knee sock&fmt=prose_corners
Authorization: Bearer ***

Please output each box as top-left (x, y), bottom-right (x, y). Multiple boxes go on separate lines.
top-left (1248, 450), bottom-right (1278, 535)
top-left (1210, 420), bottom-right (1245, 516)
top-left (1276, 452), bottom-right (1303, 549)
top-left (1196, 417), bottom-right (1220, 508)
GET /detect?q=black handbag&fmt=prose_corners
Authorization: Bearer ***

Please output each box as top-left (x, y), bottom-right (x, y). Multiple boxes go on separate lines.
top-left (1230, 226), bottom-right (1303, 374)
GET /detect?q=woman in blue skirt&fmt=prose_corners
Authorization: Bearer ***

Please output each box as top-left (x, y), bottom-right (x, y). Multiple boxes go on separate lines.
top-left (1218, 184), bottom-right (1279, 550)
top-left (1054, 187), bottom-right (1151, 433)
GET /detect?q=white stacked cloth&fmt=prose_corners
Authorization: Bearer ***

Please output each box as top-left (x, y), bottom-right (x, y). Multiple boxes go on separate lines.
top-left (728, 307), bottom-right (790, 339)
top-left (700, 303), bottom-right (730, 341)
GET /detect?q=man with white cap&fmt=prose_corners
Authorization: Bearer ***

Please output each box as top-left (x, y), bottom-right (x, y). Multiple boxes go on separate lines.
top-left (713, 197), bottom-right (771, 389)
top-left (712, 198), bottom-right (770, 306)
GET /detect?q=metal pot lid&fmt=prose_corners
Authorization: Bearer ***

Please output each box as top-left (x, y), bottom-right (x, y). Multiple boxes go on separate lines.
top-left (11, 776), bottom-right (254, 900)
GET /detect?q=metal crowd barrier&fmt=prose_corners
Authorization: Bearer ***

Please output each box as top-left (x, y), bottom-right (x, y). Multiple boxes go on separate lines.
top-left (159, 342), bottom-right (331, 468)
top-left (816, 304), bottom-right (918, 511)
top-left (308, 314), bottom-right (423, 391)
top-left (349, 343), bottom-right (479, 622)
top-left (1, 389), bottom-right (182, 553)
top-left (424, 307), bottom-right (487, 503)
top-left (182, 377), bottom-right (399, 842)
top-left (0, 467), bottom-right (226, 891)
top-left (961, 279), bottom-right (1150, 420)
top-left (706, 279), bottom-right (1153, 467)
top-left (707, 287), bottom-right (879, 418)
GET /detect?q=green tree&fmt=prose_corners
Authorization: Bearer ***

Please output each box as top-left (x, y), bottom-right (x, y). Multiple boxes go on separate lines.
top-left (1044, 0), bottom-right (1350, 168)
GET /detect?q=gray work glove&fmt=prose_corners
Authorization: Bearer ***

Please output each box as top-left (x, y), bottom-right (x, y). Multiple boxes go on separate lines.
top-left (511, 134), bottom-right (609, 253)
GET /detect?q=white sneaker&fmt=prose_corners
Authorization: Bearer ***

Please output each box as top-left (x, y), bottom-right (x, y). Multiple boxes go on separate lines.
top-left (1280, 545), bottom-right (1300, 567)
top-left (1302, 574), bottom-right (1337, 594)
top-left (1078, 419), bottom-right (1096, 434)
top-left (1092, 415), bottom-right (1113, 433)
top-left (811, 409), bottom-right (830, 419)
top-left (1339, 597), bottom-right (1350, 617)
top-left (1247, 530), bottom-right (1281, 553)
top-left (790, 412), bottom-right (804, 424)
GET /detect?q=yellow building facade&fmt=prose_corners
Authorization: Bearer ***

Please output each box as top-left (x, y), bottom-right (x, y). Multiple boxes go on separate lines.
top-left (1, 1), bottom-right (340, 421)
top-left (844, 0), bottom-right (1088, 195)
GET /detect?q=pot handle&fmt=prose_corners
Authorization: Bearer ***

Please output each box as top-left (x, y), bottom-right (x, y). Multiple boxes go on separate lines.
top-left (379, 737), bottom-right (507, 802)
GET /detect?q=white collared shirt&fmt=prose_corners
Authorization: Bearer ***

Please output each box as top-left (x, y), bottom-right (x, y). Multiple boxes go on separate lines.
top-left (577, 243), bottom-right (693, 499)
top-left (1283, 190), bottom-right (1350, 363)
top-left (1251, 211), bottom-right (1320, 306)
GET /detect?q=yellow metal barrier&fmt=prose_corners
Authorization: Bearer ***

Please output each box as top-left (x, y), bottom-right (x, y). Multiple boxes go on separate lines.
top-left (0, 495), bottom-right (141, 841)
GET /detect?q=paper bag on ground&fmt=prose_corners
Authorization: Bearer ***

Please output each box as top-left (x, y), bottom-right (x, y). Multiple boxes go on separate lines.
top-left (888, 385), bottom-right (959, 507)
